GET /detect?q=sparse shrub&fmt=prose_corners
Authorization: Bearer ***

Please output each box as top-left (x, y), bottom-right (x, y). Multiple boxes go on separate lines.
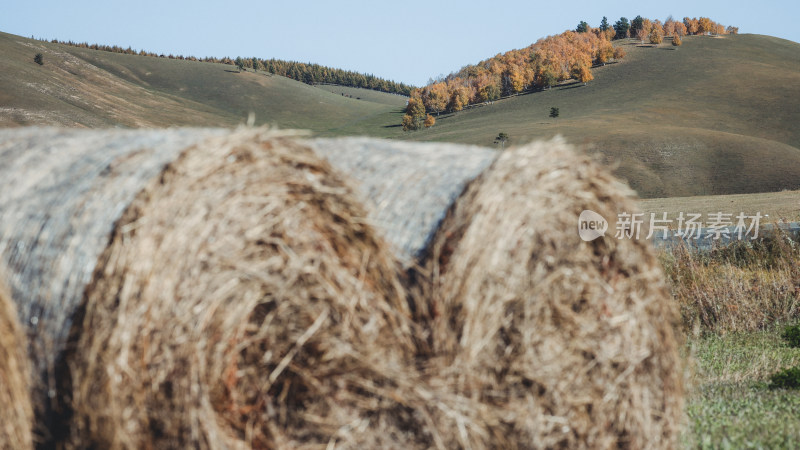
top-left (770, 365), bottom-right (800, 389)
top-left (493, 132), bottom-right (508, 148)
top-left (34, 53), bottom-right (44, 65)
top-left (782, 324), bottom-right (800, 348)
top-left (549, 107), bottom-right (559, 118)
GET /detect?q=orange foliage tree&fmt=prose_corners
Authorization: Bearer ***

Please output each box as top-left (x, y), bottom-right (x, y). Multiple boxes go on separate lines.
top-left (571, 62), bottom-right (593, 85)
top-left (424, 114), bottom-right (436, 128)
top-left (683, 17), bottom-right (699, 35)
top-left (697, 17), bottom-right (713, 35)
top-left (649, 26), bottom-right (664, 45)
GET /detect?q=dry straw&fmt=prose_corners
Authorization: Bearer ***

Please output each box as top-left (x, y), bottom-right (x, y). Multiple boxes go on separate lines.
top-left (415, 137), bottom-right (685, 449)
top-left (63, 130), bottom-right (429, 448)
top-left (0, 270), bottom-right (34, 450)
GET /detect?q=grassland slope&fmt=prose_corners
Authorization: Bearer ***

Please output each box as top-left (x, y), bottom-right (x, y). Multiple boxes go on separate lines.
top-left (0, 31), bottom-right (402, 132)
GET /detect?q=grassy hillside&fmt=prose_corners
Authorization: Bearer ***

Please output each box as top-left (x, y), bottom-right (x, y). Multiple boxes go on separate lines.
top-left (368, 34), bottom-right (800, 198)
top-left (0, 31), bottom-right (402, 132)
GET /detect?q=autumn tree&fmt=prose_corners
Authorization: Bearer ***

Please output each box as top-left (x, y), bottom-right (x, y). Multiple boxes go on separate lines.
top-left (424, 114), bottom-right (436, 128)
top-left (613, 46), bottom-right (626, 60)
top-left (613, 17), bottom-right (630, 39)
top-left (636, 18), bottom-right (653, 43)
top-left (502, 65), bottom-right (525, 95)
top-left (672, 34), bottom-right (682, 46)
top-left (402, 94), bottom-right (427, 131)
top-left (595, 40), bottom-right (614, 65)
top-left (683, 17), bottom-right (699, 35)
top-left (424, 82), bottom-right (449, 115)
top-left (636, 27), bottom-right (648, 44)
top-left (576, 21), bottom-right (589, 33)
top-left (697, 17), bottom-right (713, 35)
top-left (649, 26), bottom-right (664, 45)
top-left (663, 17), bottom-right (676, 36)
top-left (674, 22), bottom-right (687, 37)
top-left (726, 26), bottom-right (739, 35)
top-left (537, 67), bottom-right (558, 90)
top-left (571, 62), bottom-right (593, 85)
top-left (447, 83), bottom-right (471, 112)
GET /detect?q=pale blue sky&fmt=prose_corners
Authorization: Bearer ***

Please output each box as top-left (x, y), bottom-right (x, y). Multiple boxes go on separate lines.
top-left (2, 0), bottom-right (797, 86)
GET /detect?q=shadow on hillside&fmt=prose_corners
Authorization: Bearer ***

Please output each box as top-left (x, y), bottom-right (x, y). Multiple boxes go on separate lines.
top-left (383, 124), bottom-right (402, 128)
top-left (556, 81), bottom-right (582, 90)
top-left (660, 47), bottom-right (677, 50)
top-left (224, 70), bottom-right (240, 73)
top-left (592, 61), bottom-right (619, 68)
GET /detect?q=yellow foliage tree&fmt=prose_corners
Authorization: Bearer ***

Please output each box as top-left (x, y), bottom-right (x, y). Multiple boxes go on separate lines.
top-left (447, 84), bottom-right (471, 112)
top-left (698, 17), bottom-right (713, 35)
top-left (424, 114), bottom-right (436, 128)
top-left (402, 94), bottom-right (427, 131)
top-left (649, 27), bottom-right (664, 45)
top-left (595, 40), bottom-right (614, 65)
top-left (571, 63), bottom-right (593, 85)
top-left (683, 17), bottom-right (699, 35)
top-left (672, 34), bottom-right (682, 46)
top-left (636, 27), bottom-right (649, 43)
top-left (509, 65), bottom-right (526, 94)
top-left (424, 82), bottom-right (449, 116)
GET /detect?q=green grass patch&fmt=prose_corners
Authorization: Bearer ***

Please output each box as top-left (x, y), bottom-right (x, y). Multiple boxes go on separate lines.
top-left (686, 328), bottom-right (800, 447)
top-left (782, 324), bottom-right (800, 348)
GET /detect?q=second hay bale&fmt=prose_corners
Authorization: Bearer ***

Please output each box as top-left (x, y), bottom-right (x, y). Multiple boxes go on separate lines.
top-left (63, 131), bottom-right (425, 448)
top-left (418, 138), bottom-right (685, 449)
top-left (0, 271), bottom-right (34, 450)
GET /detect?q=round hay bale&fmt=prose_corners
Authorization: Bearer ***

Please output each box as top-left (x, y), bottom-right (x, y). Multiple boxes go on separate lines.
top-left (419, 137), bottom-right (685, 449)
top-left (0, 270), bottom-right (34, 450)
top-left (62, 130), bottom-right (425, 448)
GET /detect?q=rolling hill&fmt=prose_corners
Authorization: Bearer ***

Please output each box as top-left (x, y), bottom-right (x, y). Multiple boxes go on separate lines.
top-left (0, 31), bottom-right (405, 132)
top-left (1, 31), bottom-right (799, 199)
